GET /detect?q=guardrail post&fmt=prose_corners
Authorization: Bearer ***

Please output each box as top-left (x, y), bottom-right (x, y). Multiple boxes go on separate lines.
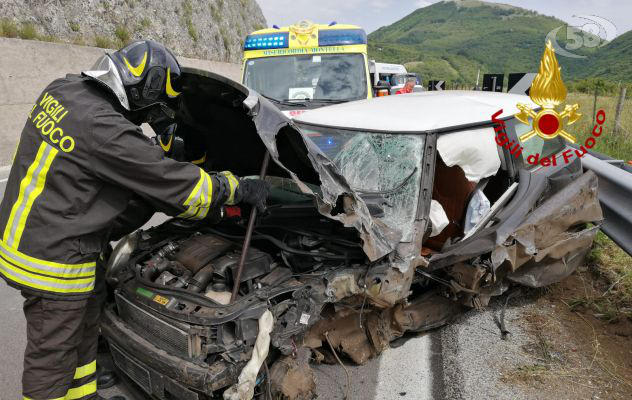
top-left (613, 86), bottom-right (627, 137)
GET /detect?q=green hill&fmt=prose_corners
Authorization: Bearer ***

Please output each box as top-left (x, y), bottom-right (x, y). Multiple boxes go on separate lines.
top-left (368, 0), bottom-right (625, 85)
top-left (574, 30), bottom-right (632, 83)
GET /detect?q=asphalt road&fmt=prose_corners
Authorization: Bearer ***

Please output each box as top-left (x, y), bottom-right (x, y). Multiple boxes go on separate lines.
top-left (0, 166), bottom-right (526, 400)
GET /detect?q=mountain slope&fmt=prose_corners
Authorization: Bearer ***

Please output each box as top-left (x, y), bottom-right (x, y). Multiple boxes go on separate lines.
top-left (368, 0), bottom-right (603, 84)
top-left (575, 30), bottom-right (632, 83)
top-left (0, 0), bottom-right (266, 63)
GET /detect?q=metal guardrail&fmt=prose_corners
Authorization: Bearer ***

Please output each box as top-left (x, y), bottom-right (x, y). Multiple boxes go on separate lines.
top-left (578, 146), bottom-right (632, 173)
top-left (581, 153), bottom-right (632, 256)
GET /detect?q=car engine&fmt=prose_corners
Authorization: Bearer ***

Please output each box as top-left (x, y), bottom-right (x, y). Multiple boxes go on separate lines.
top-left (102, 201), bottom-right (390, 396)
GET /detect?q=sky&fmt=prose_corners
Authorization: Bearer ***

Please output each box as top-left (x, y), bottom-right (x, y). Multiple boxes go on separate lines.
top-left (256, 0), bottom-right (631, 37)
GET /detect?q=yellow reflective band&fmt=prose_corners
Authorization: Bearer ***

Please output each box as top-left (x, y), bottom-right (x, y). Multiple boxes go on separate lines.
top-left (177, 170), bottom-right (213, 220)
top-left (123, 51), bottom-right (147, 77)
top-left (166, 67), bottom-right (181, 98)
top-left (178, 205), bottom-right (198, 220)
top-left (222, 171), bottom-right (239, 205)
top-left (65, 379), bottom-right (97, 399)
top-left (12, 145), bottom-right (58, 247)
top-left (0, 248), bottom-right (95, 279)
top-left (192, 153), bottom-right (207, 165)
top-left (0, 240), bottom-right (96, 271)
top-left (194, 173), bottom-right (212, 220)
top-left (0, 257), bottom-right (95, 294)
top-left (182, 169), bottom-right (206, 206)
top-left (3, 141), bottom-right (47, 245)
top-left (74, 360), bottom-right (96, 380)
top-left (159, 134), bottom-right (173, 152)
top-left (178, 172), bottom-right (205, 219)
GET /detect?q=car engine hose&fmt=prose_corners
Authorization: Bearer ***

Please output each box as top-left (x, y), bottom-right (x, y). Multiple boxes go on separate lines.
top-left (187, 264), bottom-right (214, 293)
top-left (205, 228), bottom-right (349, 260)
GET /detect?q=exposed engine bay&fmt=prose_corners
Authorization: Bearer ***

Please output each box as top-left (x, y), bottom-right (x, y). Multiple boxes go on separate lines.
top-left (104, 191), bottom-right (474, 398)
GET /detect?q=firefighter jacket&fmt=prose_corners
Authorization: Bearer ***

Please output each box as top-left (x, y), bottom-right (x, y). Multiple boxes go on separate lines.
top-left (0, 74), bottom-right (240, 300)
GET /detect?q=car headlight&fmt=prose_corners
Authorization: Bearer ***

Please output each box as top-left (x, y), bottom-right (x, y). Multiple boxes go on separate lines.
top-left (105, 231), bottom-right (139, 286)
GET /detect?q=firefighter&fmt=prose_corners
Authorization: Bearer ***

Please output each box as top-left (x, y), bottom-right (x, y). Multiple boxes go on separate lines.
top-left (0, 40), bottom-right (268, 400)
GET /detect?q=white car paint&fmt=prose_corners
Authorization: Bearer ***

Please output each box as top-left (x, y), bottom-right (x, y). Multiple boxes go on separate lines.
top-left (294, 90), bottom-right (537, 133)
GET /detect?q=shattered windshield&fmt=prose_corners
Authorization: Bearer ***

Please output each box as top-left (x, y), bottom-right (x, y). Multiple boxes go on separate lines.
top-left (298, 125), bottom-right (425, 241)
top-left (243, 54), bottom-right (368, 102)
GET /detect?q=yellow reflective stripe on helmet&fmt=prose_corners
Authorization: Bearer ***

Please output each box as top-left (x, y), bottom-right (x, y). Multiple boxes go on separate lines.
top-left (166, 67), bottom-right (180, 98)
top-left (0, 257), bottom-right (95, 294)
top-left (3, 142), bottom-right (58, 248)
top-left (159, 134), bottom-right (173, 152)
top-left (65, 379), bottom-right (97, 399)
top-left (192, 152), bottom-right (207, 165)
top-left (123, 52), bottom-right (147, 77)
top-left (222, 171), bottom-right (239, 205)
top-left (74, 360), bottom-right (96, 380)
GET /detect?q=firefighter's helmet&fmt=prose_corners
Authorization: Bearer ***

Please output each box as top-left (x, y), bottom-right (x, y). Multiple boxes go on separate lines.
top-left (83, 40), bottom-right (182, 111)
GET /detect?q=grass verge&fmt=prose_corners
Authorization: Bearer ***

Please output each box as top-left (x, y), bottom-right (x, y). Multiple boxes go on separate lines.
top-left (574, 231), bottom-right (632, 322)
top-left (567, 92), bottom-right (632, 161)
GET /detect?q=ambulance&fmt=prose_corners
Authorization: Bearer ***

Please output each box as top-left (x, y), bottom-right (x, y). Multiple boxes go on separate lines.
top-left (241, 20), bottom-right (371, 117)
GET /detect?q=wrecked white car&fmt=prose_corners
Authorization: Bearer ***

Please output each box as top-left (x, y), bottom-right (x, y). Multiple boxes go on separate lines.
top-left (101, 68), bottom-right (602, 399)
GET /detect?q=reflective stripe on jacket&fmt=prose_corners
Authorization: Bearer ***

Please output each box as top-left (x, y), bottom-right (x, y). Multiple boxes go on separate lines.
top-left (0, 75), bottom-right (234, 299)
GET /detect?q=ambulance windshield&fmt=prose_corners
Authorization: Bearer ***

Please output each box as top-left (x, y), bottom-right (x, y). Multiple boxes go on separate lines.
top-left (244, 53), bottom-right (367, 103)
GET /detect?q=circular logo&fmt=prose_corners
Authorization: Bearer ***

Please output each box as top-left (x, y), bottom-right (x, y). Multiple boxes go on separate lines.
top-left (534, 110), bottom-right (562, 138)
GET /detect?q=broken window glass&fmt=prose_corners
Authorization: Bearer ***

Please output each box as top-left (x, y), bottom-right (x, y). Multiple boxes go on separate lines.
top-left (298, 125), bottom-right (424, 241)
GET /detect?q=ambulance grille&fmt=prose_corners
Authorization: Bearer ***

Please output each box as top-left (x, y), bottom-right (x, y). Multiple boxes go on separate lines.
top-left (115, 292), bottom-right (192, 358)
top-left (111, 345), bottom-right (151, 393)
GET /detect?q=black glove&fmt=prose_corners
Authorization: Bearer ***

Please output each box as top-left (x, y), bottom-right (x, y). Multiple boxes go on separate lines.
top-left (234, 179), bottom-right (269, 213)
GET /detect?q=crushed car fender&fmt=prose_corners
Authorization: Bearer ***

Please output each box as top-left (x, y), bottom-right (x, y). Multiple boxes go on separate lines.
top-left (492, 170), bottom-right (602, 287)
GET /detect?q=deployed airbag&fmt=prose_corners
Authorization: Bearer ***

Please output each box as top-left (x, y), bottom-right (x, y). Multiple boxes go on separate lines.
top-left (429, 200), bottom-right (449, 237)
top-left (464, 189), bottom-right (491, 234)
top-left (436, 126), bottom-right (500, 182)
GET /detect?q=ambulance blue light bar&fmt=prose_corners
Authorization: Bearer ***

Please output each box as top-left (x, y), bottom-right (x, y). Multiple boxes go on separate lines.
top-left (244, 33), bottom-right (289, 50)
top-left (318, 29), bottom-right (367, 46)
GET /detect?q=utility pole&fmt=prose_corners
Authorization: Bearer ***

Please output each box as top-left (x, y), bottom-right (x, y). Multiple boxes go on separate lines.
top-left (592, 83), bottom-right (599, 125)
top-left (613, 86), bottom-right (627, 137)
top-left (475, 69), bottom-right (480, 91)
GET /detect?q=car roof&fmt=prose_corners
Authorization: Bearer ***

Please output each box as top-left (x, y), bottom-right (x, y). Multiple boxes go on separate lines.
top-left (294, 90), bottom-right (537, 133)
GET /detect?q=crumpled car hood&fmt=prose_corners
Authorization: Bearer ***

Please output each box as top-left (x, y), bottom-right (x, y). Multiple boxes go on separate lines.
top-left (174, 68), bottom-right (401, 261)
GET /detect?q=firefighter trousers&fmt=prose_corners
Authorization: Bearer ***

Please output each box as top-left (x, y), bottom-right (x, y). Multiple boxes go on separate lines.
top-left (21, 265), bottom-right (106, 400)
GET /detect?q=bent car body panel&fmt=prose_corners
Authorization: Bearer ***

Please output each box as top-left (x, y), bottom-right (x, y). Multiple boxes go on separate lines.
top-left (177, 67), bottom-right (400, 260)
top-left (495, 170), bottom-right (602, 287)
